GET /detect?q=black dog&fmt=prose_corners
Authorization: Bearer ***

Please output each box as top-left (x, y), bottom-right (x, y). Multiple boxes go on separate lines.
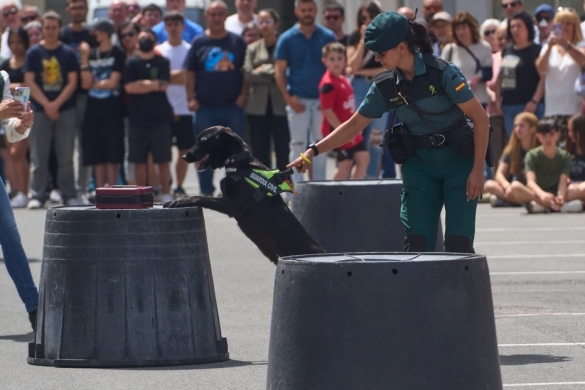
top-left (164, 126), bottom-right (325, 264)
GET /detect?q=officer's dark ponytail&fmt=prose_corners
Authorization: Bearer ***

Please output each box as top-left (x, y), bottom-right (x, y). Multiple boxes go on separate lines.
top-left (404, 20), bottom-right (433, 55)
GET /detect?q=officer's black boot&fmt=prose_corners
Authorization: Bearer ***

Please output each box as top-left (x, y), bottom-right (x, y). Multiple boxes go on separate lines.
top-left (444, 235), bottom-right (475, 253)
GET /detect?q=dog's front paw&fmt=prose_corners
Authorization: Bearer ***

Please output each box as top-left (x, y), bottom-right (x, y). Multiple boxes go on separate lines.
top-left (164, 199), bottom-right (189, 208)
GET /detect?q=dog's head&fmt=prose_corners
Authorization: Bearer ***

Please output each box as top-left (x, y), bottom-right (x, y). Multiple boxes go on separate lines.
top-left (184, 126), bottom-right (249, 171)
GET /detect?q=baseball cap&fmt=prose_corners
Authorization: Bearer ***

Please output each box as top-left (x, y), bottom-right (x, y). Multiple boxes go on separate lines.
top-left (534, 4), bottom-right (554, 17)
top-left (88, 18), bottom-right (115, 36)
top-left (431, 11), bottom-right (453, 24)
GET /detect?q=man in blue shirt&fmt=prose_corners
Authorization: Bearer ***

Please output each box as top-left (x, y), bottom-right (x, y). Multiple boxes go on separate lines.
top-left (184, 0), bottom-right (247, 196)
top-left (275, 0), bottom-right (336, 183)
top-left (152, 0), bottom-right (203, 43)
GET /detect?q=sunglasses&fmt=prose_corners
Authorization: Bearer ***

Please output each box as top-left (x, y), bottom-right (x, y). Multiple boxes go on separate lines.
top-left (120, 31), bottom-right (136, 39)
top-left (3, 7), bottom-right (17, 17)
top-left (484, 30), bottom-right (496, 36)
top-left (502, 1), bottom-right (521, 8)
top-left (21, 15), bottom-right (37, 23)
top-left (536, 15), bottom-right (552, 22)
top-left (372, 50), bottom-right (385, 58)
top-left (324, 15), bottom-right (340, 21)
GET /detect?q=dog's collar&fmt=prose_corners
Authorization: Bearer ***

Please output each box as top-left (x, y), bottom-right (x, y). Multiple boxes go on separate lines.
top-left (224, 151), bottom-right (253, 167)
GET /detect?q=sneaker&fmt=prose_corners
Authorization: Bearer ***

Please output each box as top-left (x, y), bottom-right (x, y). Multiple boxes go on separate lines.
top-left (27, 199), bottom-right (43, 209)
top-left (28, 309), bottom-right (37, 332)
top-left (49, 189), bottom-right (62, 204)
top-left (490, 194), bottom-right (505, 207)
top-left (10, 192), bottom-right (28, 208)
top-left (524, 201), bottom-right (548, 214)
top-left (173, 186), bottom-right (188, 199)
top-left (478, 191), bottom-right (491, 203)
top-left (65, 194), bottom-right (92, 206)
top-left (160, 193), bottom-right (173, 203)
top-left (560, 200), bottom-right (583, 213)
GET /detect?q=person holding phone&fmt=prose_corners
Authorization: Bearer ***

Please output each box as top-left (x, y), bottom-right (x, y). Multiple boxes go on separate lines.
top-left (536, 8), bottom-right (585, 142)
top-left (0, 68), bottom-right (38, 331)
top-left (1, 27), bottom-right (30, 208)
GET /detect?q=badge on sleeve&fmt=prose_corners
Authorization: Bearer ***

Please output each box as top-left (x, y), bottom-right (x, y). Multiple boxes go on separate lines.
top-left (455, 81), bottom-right (467, 92)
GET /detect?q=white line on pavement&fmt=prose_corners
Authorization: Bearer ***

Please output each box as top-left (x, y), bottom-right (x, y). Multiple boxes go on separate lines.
top-left (496, 313), bottom-right (585, 318)
top-left (477, 226), bottom-right (585, 232)
top-left (499, 343), bottom-right (585, 347)
top-left (477, 240), bottom-right (584, 245)
top-left (488, 254), bottom-right (585, 260)
top-left (490, 271), bottom-right (585, 275)
top-left (504, 382), bottom-right (585, 387)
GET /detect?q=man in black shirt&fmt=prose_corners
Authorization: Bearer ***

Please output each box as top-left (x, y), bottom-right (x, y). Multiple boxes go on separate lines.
top-left (24, 11), bottom-right (79, 208)
top-left (80, 19), bottom-right (126, 188)
top-left (61, 0), bottom-right (92, 197)
top-left (124, 29), bottom-right (174, 203)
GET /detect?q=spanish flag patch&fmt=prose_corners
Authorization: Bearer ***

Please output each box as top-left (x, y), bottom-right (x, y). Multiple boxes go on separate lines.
top-left (455, 82), bottom-right (466, 92)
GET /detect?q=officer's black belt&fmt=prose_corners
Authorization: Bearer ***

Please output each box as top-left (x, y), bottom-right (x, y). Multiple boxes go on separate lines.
top-left (411, 130), bottom-right (452, 149)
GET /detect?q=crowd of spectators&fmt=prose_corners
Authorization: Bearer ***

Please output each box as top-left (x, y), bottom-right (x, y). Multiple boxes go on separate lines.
top-left (0, 0), bottom-right (585, 213)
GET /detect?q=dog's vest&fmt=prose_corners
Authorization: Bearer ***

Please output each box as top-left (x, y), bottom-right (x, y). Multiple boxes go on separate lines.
top-left (226, 167), bottom-right (296, 204)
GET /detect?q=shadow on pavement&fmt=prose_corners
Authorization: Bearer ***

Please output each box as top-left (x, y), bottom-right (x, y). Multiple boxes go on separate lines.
top-left (132, 359), bottom-right (268, 371)
top-left (0, 332), bottom-right (34, 343)
top-left (500, 354), bottom-right (572, 365)
top-left (0, 258), bottom-right (41, 263)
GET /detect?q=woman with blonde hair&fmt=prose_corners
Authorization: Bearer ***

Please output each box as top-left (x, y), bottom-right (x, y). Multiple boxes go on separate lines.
top-left (484, 112), bottom-right (539, 206)
top-left (536, 8), bottom-right (585, 140)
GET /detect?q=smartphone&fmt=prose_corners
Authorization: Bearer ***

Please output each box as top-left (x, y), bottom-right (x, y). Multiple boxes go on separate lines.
top-left (14, 86), bottom-right (30, 109)
top-left (553, 23), bottom-right (562, 36)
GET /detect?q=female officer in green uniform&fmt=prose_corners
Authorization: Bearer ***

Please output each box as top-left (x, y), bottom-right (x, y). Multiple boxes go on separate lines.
top-left (288, 12), bottom-right (489, 253)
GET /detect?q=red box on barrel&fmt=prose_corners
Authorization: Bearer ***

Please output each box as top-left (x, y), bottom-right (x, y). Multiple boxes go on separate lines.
top-left (95, 185), bottom-right (154, 209)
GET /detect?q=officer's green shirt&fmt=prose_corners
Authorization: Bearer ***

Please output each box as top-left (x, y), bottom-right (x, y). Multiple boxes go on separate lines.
top-left (357, 51), bottom-right (475, 136)
top-left (524, 146), bottom-right (572, 192)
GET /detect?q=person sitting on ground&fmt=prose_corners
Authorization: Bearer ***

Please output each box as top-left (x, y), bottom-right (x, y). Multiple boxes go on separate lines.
top-left (524, 119), bottom-right (584, 213)
top-left (319, 42), bottom-right (369, 180)
top-left (566, 114), bottom-right (585, 186)
top-left (484, 112), bottom-right (539, 207)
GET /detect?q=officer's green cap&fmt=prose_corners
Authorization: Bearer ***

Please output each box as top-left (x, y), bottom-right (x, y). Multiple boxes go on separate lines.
top-left (364, 11), bottom-right (409, 53)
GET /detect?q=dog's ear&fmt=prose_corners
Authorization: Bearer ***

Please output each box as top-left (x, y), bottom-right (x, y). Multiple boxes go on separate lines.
top-left (218, 127), bottom-right (248, 148)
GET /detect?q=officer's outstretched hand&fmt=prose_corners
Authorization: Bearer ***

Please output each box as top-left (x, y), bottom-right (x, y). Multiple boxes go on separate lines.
top-left (466, 168), bottom-right (484, 201)
top-left (287, 149), bottom-right (314, 174)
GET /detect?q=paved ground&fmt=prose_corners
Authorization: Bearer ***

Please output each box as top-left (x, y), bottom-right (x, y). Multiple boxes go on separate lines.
top-left (1, 159), bottom-right (585, 389)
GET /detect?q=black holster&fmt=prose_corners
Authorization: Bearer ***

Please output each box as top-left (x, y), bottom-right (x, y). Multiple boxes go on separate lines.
top-left (381, 122), bottom-right (414, 164)
top-left (448, 122), bottom-right (494, 167)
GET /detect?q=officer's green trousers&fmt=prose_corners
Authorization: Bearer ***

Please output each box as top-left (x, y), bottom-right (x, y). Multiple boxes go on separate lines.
top-left (400, 145), bottom-right (478, 253)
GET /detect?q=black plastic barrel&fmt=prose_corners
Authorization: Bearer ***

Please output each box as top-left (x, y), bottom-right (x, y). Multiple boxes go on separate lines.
top-left (267, 253), bottom-right (502, 390)
top-left (28, 205), bottom-right (228, 368)
top-left (291, 179), bottom-right (444, 252)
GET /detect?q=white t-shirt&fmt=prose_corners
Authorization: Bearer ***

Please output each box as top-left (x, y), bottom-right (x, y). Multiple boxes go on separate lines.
top-left (540, 41), bottom-right (585, 116)
top-left (441, 40), bottom-right (493, 105)
top-left (155, 40), bottom-right (191, 116)
top-left (225, 13), bottom-right (258, 36)
top-left (1, 29), bottom-right (11, 58)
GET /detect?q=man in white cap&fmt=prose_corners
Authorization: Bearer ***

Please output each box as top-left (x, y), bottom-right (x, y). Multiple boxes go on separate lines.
top-left (429, 11), bottom-right (452, 56)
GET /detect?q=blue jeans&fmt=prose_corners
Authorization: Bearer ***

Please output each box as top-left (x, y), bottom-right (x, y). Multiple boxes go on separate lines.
top-left (352, 76), bottom-right (389, 178)
top-left (502, 103), bottom-right (544, 137)
top-left (193, 104), bottom-right (244, 195)
top-left (0, 177), bottom-right (38, 313)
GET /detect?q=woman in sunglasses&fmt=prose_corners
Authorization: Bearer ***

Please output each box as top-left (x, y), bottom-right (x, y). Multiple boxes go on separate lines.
top-left (494, 11), bottom-right (544, 138)
top-left (288, 12), bottom-right (489, 254)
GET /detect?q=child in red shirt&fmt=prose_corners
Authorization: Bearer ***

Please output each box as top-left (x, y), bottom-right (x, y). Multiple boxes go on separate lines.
top-left (319, 42), bottom-right (370, 180)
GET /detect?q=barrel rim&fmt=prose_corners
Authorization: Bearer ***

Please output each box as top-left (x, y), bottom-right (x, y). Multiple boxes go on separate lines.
top-left (278, 252), bottom-right (485, 264)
